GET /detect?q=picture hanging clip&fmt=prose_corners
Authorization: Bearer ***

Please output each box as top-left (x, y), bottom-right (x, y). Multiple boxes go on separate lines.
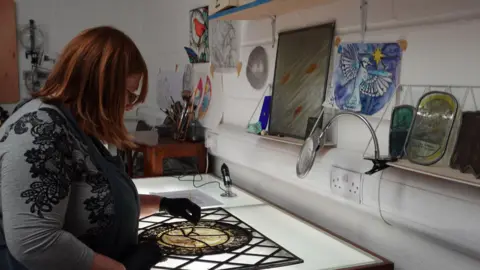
top-left (335, 37), bottom-right (342, 48)
top-left (397, 39), bottom-right (408, 51)
top-left (210, 64), bottom-right (215, 78)
top-left (236, 62), bottom-right (243, 77)
top-left (360, 0), bottom-right (368, 43)
top-left (271, 15), bottom-right (277, 48)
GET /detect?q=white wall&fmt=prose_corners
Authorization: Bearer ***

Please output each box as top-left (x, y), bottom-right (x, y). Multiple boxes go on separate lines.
top-left (7, 0), bottom-right (480, 269)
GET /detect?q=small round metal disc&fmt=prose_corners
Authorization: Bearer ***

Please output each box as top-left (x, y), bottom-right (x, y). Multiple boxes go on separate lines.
top-left (246, 46), bottom-right (268, 90)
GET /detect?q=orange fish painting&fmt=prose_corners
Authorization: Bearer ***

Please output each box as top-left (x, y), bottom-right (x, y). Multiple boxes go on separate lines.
top-left (281, 73), bottom-right (290, 85)
top-left (293, 106), bottom-right (303, 118)
top-left (305, 64), bottom-right (317, 74)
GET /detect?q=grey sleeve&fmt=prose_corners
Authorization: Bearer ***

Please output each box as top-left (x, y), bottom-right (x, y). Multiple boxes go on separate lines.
top-left (1, 114), bottom-right (94, 270)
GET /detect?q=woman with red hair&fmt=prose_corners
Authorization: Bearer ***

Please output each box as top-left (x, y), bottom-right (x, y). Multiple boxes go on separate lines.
top-left (0, 26), bottom-right (200, 270)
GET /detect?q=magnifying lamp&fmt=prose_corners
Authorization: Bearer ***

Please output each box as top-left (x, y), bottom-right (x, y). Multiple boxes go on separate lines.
top-left (296, 111), bottom-right (397, 178)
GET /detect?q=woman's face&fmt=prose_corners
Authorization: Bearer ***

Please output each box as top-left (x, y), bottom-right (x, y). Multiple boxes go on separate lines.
top-left (125, 74), bottom-right (141, 111)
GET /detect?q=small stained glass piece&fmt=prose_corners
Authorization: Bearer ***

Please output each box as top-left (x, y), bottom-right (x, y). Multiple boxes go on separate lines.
top-left (389, 105), bottom-right (415, 158)
top-left (450, 112), bottom-right (480, 178)
top-left (405, 91), bottom-right (458, 165)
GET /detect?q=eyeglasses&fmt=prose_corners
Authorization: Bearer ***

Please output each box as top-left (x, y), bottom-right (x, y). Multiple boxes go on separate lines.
top-left (127, 90), bottom-right (139, 105)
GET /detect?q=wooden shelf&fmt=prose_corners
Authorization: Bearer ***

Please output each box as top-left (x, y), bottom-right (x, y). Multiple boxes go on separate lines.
top-left (209, 0), bottom-right (336, 21)
top-left (260, 134), bottom-right (304, 146)
top-left (387, 159), bottom-right (480, 188)
top-left (212, 123), bottom-right (336, 147)
top-left (260, 134), bottom-right (336, 147)
top-left (0, 0), bottom-right (20, 103)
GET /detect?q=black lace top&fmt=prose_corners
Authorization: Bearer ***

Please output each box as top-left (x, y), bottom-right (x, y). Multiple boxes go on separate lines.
top-left (0, 100), bottom-right (115, 270)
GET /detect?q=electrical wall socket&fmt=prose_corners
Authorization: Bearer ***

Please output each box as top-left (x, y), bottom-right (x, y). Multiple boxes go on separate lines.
top-left (330, 166), bottom-right (362, 204)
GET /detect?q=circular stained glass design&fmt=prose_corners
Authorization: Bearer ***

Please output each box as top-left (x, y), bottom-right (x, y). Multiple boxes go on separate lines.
top-left (139, 221), bottom-right (252, 256)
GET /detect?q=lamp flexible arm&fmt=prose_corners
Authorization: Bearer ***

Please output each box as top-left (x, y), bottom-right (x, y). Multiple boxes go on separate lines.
top-left (321, 111), bottom-right (380, 160)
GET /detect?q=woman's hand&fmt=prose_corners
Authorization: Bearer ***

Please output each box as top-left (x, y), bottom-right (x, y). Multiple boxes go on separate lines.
top-left (160, 197), bottom-right (201, 224)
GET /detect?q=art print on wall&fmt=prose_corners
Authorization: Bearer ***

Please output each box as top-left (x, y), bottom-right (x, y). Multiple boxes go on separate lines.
top-left (185, 6), bottom-right (209, 64)
top-left (156, 70), bottom-right (184, 109)
top-left (246, 46), bottom-right (269, 90)
top-left (328, 42), bottom-right (402, 115)
top-left (183, 64), bottom-right (194, 91)
top-left (269, 23), bottom-right (335, 139)
top-left (210, 20), bottom-right (239, 72)
top-left (198, 76), bottom-right (212, 120)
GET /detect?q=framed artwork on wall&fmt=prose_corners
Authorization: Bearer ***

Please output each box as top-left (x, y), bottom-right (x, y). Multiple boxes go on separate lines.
top-left (210, 19), bottom-right (240, 72)
top-left (325, 42), bottom-right (403, 116)
top-left (268, 22), bottom-right (335, 139)
top-left (185, 6), bottom-right (209, 64)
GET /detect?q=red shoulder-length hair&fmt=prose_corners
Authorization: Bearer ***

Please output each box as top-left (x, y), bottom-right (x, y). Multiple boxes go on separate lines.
top-left (33, 26), bottom-right (148, 149)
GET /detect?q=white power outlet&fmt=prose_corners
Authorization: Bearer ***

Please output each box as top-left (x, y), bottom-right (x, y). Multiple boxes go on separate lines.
top-left (330, 166), bottom-right (362, 204)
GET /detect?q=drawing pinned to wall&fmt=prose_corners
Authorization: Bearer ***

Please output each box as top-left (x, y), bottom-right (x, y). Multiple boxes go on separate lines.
top-left (325, 42), bottom-right (402, 116)
top-left (199, 76), bottom-right (212, 119)
top-left (210, 20), bottom-right (239, 72)
top-left (156, 69), bottom-right (184, 110)
top-left (184, 6), bottom-right (209, 64)
top-left (246, 46), bottom-right (268, 90)
top-left (183, 64), bottom-right (194, 91)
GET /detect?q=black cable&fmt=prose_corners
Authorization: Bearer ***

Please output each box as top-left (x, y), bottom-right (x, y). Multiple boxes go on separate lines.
top-left (177, 174), bottom-right (226, 192)
top-left (175, 162), bottom-right (226, 192)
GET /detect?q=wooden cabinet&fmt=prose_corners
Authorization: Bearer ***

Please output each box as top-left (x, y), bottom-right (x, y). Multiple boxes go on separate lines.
top-left (0, 0), bottom-right (20, 103)
top-left (126, 138), bottom-right (207, 178)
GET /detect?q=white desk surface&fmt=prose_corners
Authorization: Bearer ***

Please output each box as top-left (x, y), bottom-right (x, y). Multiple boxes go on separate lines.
top-left (134, 175), bottom-right (264, 209)
top-left (133, 175), bottom-right (387, 270)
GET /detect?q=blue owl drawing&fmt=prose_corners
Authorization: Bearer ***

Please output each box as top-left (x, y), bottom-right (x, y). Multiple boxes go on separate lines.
top-left (332, 43), bottom-right (402, 115)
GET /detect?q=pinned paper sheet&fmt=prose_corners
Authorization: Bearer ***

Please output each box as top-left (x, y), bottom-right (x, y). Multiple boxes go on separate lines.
top-left (156, 70), bottom-right (183, 109)
top-left (236, 61), bottom-right (243, 77)
top-left (335, 36), bottom-right (342, 47)
top-left (210, 64), bottom-right (215, 78)
top-left (397, 39), bottom-right (408, 51)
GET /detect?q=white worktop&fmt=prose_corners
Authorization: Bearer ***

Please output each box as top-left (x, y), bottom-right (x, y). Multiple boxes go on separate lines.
top-left (134, 174), bottom-right (264, 209)
top-left (133, 175), bottom-right (387, 270)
